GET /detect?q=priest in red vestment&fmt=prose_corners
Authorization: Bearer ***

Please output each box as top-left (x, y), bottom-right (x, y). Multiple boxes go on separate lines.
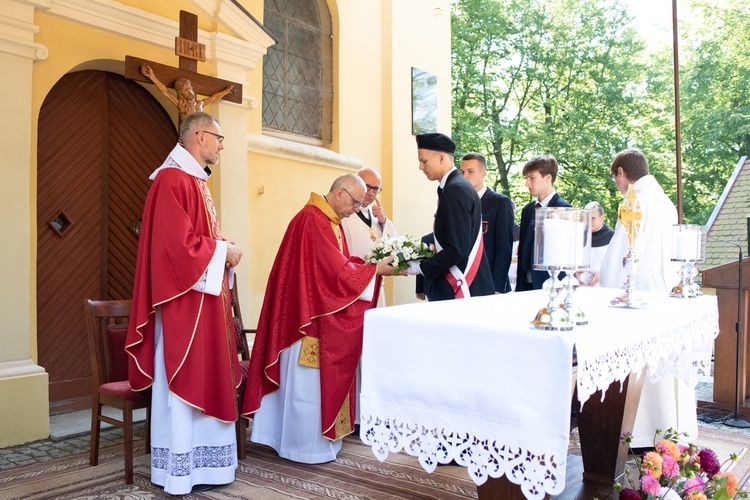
top-left (242, 174), bottom-right (397, 463)
top-left (126, 112), bottom-right (243, 494)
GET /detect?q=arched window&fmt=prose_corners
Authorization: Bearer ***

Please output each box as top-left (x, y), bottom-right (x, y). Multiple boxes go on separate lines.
top-left (262, 0), bottom-right (333, 143)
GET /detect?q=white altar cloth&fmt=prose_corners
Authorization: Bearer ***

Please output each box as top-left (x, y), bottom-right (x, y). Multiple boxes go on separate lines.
top-left (359, 287), bottom-right (717, 499)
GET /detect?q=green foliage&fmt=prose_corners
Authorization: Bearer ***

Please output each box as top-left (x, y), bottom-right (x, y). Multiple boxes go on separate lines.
top-left (452, 0), bottom-right (750, 226)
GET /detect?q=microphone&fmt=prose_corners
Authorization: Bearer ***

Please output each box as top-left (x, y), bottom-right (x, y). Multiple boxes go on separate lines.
top-left (707, 236), bottom-right (749, 428)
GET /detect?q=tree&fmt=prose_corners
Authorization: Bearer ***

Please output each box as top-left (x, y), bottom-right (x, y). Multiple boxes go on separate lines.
top-left (452, 0), bottom-right (650, 217)
top-left (676, 0), bottom-right (750, 224)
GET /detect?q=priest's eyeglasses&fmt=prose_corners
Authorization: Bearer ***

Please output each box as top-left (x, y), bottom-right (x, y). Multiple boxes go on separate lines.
top-left (197, 130), bottom-right (225, 143)
top-left (341, 188), bottom-right (363, 208)
top-left (365, 184), bottom-right (383, 194)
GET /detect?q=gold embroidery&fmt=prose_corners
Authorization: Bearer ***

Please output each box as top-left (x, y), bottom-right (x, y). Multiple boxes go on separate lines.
top-left (197, 179), bottom-right (222, 239)
top-left (334, 393), bottom-right (352, 438)
top-left (298, 336), bottom-right (320, 368)
top-left (370, 227), bottom-right (376, 241)
top-left (332, 223), bottom-right (343, 253)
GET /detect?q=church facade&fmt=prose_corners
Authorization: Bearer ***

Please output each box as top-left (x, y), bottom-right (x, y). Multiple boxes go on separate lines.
top-left (1, 0), bottom-right (451, 446)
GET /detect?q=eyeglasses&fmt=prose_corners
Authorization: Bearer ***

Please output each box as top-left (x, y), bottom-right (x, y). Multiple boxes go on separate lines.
top-left (365, 184), bottom-right (383, 194)
top-left (197, 130), bottom-right (225, 143)
top-left (341, 188), bottom-right (363, 208)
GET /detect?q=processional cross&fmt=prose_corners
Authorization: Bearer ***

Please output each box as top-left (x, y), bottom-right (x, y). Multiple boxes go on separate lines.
top-left (125, 11), bottom-right (242, 123)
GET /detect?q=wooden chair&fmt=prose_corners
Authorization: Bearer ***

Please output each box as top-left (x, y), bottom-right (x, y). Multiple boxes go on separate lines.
top-left (231, 278), bottom-right (255, 460)
top-left (84, 299), bottom-right (151, 484)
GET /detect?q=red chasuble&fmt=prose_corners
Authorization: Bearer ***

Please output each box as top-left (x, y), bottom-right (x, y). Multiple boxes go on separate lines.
top-left (126, 166), bottom-right (241, 423)
top-left (242, 193), bottom-right (379, 439)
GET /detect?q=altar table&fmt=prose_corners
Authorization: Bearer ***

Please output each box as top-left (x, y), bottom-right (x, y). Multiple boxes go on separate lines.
top-left (359, 287), bottom-right (717, 499)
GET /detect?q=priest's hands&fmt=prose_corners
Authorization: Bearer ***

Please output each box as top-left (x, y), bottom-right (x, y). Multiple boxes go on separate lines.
top-left (226, 242), bottom-right (242, 268)
top-left (375, 256), bottom-right (404, 276)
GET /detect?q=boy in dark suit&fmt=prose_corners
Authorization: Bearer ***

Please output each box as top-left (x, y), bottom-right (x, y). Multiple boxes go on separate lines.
top-left (515, 155), bottom-right (571, 291)
top-left (406, 133), bottom-right (494, 301)
top-left (459, 152), bottom-right (515, 293)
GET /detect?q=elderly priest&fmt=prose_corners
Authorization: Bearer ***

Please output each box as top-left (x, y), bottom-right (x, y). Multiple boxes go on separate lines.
top-left (243, 174), bottom-right (398, 463)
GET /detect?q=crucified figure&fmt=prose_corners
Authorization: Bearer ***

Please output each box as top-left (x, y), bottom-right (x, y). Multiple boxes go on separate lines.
top-left (141, 64), bottom-right (236, 121)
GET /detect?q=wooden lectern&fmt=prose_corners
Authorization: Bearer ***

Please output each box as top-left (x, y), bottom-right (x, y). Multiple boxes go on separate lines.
top-left (701, 258), bottom-right (750, 409)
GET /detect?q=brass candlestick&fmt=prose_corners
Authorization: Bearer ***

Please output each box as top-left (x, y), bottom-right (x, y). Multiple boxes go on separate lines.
top-left (611, 184), bottom-right (646, 308)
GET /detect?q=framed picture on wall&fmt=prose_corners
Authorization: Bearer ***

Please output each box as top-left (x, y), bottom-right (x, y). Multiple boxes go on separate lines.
top-left (411, 67), bottom-right (437, 135)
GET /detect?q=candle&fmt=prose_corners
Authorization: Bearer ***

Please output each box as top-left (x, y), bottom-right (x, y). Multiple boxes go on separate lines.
top-left (543, 218), bottom-right (577, 267)
top-left (673, 227), bottom-right (700, 261)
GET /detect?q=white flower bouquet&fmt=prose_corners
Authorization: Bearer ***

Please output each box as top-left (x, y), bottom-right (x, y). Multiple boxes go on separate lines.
top-left (365, 235), bottom-right (435, 274)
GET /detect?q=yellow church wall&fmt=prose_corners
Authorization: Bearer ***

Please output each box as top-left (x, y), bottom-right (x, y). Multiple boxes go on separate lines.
top-left (1, 0), bottom-right (450, 446)
top-left (0, 0), bottom-right (267, 447)
top-left (0, 2), bottom-right (50, 447)
top-left (242, 0), bottom-right (452, 322)
top-left (0, 373), bottom-right (50, 448)
top-left (382, 0), bottom-right (453, 306)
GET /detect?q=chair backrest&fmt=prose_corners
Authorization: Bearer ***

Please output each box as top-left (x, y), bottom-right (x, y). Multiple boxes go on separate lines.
top-left (84, 299), bottom-right (132, 388)
top-left (231, 277), bottom-right (252, 361)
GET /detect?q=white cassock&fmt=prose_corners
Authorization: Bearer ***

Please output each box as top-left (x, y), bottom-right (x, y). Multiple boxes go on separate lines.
top-left (150, 253), bottom-right (237, 495)
top-left (600, 175), bottom-right (695, 447)
top-left (341, 206), bottom-right (397, 308)
top-left (250, 290), bottom-right (376, 463)
top-left (340, 206), bottom-right (396, 424)
top-left (588, 245), bottom-right (609, 287)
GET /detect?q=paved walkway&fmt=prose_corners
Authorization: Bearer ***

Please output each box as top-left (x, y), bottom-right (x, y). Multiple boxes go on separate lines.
top-left (2, 381), bottom-right (748, 472)
top-left (0, 423), bottom-right (146, 470)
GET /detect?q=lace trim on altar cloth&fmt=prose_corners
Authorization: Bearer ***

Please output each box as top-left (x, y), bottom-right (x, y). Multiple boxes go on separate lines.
top-left (576, 309), bottom-right (718, 406)
top-left (359, 414), bottom-right (565, 499)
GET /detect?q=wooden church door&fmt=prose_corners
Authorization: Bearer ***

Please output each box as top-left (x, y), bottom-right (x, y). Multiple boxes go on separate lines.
top-left (37, 70), bottom-right (177, 408)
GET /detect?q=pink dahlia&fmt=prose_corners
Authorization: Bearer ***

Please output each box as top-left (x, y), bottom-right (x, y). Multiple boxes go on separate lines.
top-left (683, 476), bottom-right (706, 494)
top-left (661, 455), bottom-right (680, 478)
top-left (641, 475), bottom-right (661, 496)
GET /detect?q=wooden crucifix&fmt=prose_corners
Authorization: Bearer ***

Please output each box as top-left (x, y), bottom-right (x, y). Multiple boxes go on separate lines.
top-left (125, 10), bottom-right (242, 122)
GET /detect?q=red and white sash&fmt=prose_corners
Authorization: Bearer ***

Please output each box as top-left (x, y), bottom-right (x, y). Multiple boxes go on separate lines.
top-left (434, 230), bottom-right (484, 299)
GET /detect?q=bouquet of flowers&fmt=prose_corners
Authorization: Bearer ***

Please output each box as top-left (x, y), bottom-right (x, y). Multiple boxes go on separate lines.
top-left (365, 235), bottom-right (435, 274)
top-left (617, 428), bottom-right (746, 500)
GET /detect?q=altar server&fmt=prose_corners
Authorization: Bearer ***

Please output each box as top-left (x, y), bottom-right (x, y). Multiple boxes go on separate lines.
top-left (406, 133), bottom-right (494, 301)
top-left (516, 155), bottom-right (571, 291)
top-left (599, 148), bottom-right (691, 448)
top-left (460, 152), bottom-right (515, 293)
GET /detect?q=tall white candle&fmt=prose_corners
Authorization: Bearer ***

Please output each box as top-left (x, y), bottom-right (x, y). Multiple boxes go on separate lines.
top-left (674, 227), bottom-right (700, 260)
top-left (543, 219), bottom-right (576, 267)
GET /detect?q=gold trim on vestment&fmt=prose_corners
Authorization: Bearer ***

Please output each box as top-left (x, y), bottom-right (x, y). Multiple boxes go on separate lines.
top-left (306, 192), bottom-right (342, 226)
top-left (299, 336), bottom-right (320, 368)
top-left (333, 393), bottom-right (352, 438)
